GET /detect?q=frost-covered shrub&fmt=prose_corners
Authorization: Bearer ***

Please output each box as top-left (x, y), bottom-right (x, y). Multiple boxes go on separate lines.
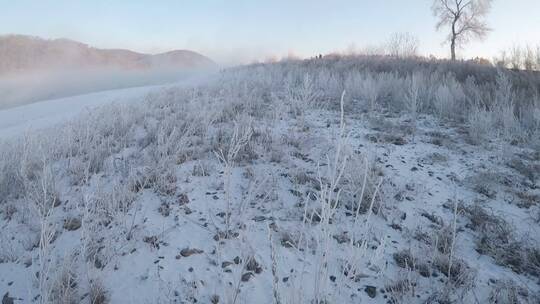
top-left (0, 142), bottom-right (23, 202)
top-left (404, 72), bottom-right (422, 117)
top-left (434, 84), bottom-right (455, 118)
top-left (340, 153), bottom-right (382, 214)
top-left (488, 280), bottom-right (522, 304)
top-left (286, 73), bottom-right (321, 125)
top-left (463, 205), bottom-right (540, 277)
top-left (433, 76), bottom-right (466, 120)
top-left (49, 255), bottom-right (79, 304)
top-left (376, 72), bottom-right (405, 108)
top-left (496, 100), bottom-right (520, 140)
top-left (489, 70), bottom-right (521, 139)
top-left (343, 71), bottom-right (384, 111)
top-left (96, 180), bottom-right (136, 218)
top-left (343, 71), bottom-right (364, 102)
top-left (468, 105), bottom-right (494, 144)
top-left (89, 279), bottom-right (109, 304)
top-left (315, 68), bottom-right (342, 100)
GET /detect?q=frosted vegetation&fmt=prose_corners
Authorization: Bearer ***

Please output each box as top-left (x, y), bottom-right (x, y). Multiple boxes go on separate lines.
top-left (0, 55), bottom-right (539, 303)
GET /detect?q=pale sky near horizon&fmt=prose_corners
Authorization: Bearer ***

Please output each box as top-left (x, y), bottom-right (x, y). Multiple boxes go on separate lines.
top-left (0, 0), bottom-right (538, 65)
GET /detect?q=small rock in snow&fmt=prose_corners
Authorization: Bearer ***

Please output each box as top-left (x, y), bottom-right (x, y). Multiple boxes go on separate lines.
top-left (63, 217), bottom-right (82, 231)
top-left (364, 285), bottom-right (377, 298)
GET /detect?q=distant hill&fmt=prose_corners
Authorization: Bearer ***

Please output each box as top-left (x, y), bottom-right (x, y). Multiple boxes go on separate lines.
top-left (0, 35), bottom-right (216, 74)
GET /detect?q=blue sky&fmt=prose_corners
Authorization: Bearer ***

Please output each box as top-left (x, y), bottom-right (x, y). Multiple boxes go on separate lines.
top-left (1, 0), bottom-right (538, 64)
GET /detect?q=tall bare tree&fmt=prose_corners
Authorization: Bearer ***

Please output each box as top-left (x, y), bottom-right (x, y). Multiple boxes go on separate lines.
top-left (432, 0), bottom-right (493, 60)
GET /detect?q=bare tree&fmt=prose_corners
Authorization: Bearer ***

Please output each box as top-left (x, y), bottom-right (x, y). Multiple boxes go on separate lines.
top-left (523, 45), bottom-right (535, 71)
top-left (493, 44), bottom-right (540, 71)
top-left (432, 0), bottom-right (493, 60)
top-left (510, 45), bottom-right (522, 70)
top-left (386, 32), bottom-right (420, 58)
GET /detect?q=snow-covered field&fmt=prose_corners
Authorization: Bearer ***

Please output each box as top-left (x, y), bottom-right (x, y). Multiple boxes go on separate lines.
top-left (0, 57), bottom-right (539, 304)
top-left (0, 86), bottom-right (160, 139)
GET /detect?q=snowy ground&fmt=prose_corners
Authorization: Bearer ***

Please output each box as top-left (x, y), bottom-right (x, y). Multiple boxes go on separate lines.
top-left (0, 63), bottom-right (539, 304)
top-left (0, 86), bottom-right (160, 139)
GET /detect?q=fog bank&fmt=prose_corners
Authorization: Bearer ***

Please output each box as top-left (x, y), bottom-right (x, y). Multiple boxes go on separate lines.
top-left (0, 67), bottom-right (216, 110)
